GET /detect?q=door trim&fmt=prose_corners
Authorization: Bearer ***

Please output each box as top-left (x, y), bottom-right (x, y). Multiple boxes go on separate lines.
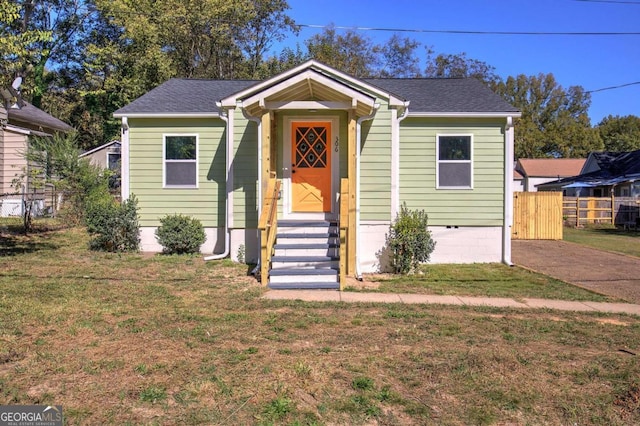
top-left (283, 116), bottom-right (340, 220)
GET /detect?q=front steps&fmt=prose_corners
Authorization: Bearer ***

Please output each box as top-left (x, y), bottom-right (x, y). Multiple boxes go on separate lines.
top-left (268, 220), bottom-right (340, 290)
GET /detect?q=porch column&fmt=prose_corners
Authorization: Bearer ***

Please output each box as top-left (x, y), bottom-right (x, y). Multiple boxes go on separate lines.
top-left (260, 111), bottom-right (273, 196)
top-left (347, 112), bottom-right (357, 275)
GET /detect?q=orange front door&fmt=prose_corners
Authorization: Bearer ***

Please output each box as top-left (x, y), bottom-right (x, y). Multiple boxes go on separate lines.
top-left (291, 122), bottom-right (332, 212)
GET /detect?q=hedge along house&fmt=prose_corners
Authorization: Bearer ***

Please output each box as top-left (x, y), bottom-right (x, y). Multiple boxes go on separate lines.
top-left (114, 60), bottom-right (520, 289)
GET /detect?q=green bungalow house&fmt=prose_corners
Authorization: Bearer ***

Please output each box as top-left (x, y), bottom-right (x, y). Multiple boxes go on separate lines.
top-left (114, 60), bottom-right (520, 289)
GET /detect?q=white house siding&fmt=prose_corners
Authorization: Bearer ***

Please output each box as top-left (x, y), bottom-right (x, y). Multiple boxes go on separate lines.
top-left (128, 117), bottom-right (226, 253)
top-left (0, 130), bottom-right (27, 196)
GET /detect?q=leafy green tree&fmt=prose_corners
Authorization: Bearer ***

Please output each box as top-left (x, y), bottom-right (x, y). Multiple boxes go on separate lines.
top-left (425, 51), bottom-right (502, 87)
top-left (596, 115), bottom-right (640, 152)
top-left (377, 34), bottom-right (422, 78)
top-left (0, 0), bottom-right (52, 91)
top-left (494, 73), bottom-right (602, 158)
top-left (305, 25), bottom-right (379, 77)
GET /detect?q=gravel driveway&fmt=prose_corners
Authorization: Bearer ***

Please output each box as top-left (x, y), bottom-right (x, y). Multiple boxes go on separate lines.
top-left (512, 240), bottom-right (640, 304)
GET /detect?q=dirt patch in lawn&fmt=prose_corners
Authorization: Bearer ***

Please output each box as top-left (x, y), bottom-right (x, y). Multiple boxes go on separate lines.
top-left (513, 240), bottom-right (640, 304)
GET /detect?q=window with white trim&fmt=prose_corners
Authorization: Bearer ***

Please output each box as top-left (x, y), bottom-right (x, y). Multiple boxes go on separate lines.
top-left (164, 135), bottom-right (197, 187)
top-left (437, 135), bottom-right (472, 189)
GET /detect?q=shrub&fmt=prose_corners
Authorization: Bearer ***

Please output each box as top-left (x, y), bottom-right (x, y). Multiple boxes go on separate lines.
top-left (386, 203), bottom-right (436, 274)
top-left (86, 195), bottom-right (140, 252)
top-left (155, 214), bottom-right (206, 254)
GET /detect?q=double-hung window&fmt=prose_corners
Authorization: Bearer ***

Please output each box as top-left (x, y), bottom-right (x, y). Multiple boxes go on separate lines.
top-left (164, 135), bottom-right (198, 188)
top-left (437, 134), bottom-right (473, 189)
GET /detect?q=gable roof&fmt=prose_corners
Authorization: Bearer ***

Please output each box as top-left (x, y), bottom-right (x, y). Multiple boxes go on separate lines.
top-left (80, 140), bottom-right (121, 157)
top-left (517, 158), bottom-right (586, 178)
top-left (115, 62), bottom-right (520, 118)
top-left (7, 101), bottom-right (73, 133)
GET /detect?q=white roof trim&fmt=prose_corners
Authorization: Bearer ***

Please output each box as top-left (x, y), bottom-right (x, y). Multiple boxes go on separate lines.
top-left (220, 59), bottom-right (405, 107)
top-left (80, 140), bottom-right (121, 157)
top-left (407, 112), bottom-right (522, 118)
top-left (4, 124), bottom-right (32, 135)
top-left (112, 112), bottom-right (221, 118)
top-left (240, 69), bottom-right (375, 109)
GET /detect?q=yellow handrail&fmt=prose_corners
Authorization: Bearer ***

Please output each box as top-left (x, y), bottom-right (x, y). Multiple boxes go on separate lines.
top-left (339, 178), bottom-right (349, 290)
top-left (258, 176), bottom-right (281, 286)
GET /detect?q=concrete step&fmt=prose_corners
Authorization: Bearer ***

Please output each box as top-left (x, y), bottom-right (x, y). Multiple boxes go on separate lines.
top-left (268, 281), bottom-right (340, 290)
top-left (269, 268), bottom-right (338, 283)
top-left (271, 256), bottom-right (339, 269)
top-left (274, 243), bottom-right (339, 257)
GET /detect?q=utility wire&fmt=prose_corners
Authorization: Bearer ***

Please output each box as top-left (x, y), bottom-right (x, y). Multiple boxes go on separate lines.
top-left (299, 24), bottom-right (640, 36)
top-left (572, 0), bottom-right (640, 5)
top-left (587, 81), bottom-right (640, 93)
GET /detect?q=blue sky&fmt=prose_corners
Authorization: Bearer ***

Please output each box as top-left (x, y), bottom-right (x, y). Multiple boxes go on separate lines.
top-left (280, 0), bottom-right (640, 124)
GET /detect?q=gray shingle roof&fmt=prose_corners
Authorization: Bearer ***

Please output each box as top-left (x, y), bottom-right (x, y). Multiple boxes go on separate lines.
top-left (115, 76), bottom-right (519, 115)
top-left (8, 101), bottom-right (74, 132)
top-left (114, 79), bottom-right (257, 115)
top-left (365, 78), bottom-right (520, 113)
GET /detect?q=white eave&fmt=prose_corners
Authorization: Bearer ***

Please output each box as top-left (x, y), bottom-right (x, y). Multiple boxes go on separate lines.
top-left (408, 111), bottom-right (522, 118)
top-left (112, 112), bottom-right (222, 118)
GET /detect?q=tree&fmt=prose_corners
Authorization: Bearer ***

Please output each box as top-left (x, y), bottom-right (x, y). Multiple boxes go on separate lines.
top-left (305, 25), bottom-right (379, 77)
top-left (494, 73), bottom-right (602, 158)
top-left (596, 115), bottom-right (640, 152)
top-left (0, 0), bottom-right (52, 91)
top-left (425, 51), bottom-right (502, 87)
top-left (377, 34), bottom-right (422, 78)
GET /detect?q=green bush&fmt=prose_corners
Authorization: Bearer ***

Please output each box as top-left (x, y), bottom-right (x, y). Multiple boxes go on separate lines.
top-left (386, 203), bottom-right (436, 274)
top-left (86, 195), bottom-right (140, 252)
top-left (155, 214), bottom-right (206, 254)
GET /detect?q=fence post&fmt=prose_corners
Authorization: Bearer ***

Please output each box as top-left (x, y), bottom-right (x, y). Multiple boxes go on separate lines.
top-left (611, 193), bottom-right (615, 225)
top-left (576, 197), bottom-right (581, 227)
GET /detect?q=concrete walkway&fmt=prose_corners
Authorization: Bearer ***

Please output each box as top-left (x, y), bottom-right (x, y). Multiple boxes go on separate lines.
top-left (263, 290), bottom-right (640, 315)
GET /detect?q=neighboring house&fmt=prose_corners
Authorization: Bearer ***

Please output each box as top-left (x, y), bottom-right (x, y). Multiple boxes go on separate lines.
top-left (513, 168), bottom-right (524, 192)
top-left (0, 95), bottom-right (73, 216)
top-left (538, 150), bottom-right (640, 197)
top-left (515, 158), bottom-right (586, 192)
top-left (80, 140), bottom-right (121, 171)
top-left (80, 140), bottom-right (121, 189)
top-left (114, 60), bottom-right (520, 288)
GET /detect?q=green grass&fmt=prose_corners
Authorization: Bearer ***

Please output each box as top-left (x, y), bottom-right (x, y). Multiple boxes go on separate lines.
top-left (351, 263), bottom-right (614, 302)
top-left (1, 223), bottom-right (640, 425)
top-left (564, 225), bottom-right (640, 257)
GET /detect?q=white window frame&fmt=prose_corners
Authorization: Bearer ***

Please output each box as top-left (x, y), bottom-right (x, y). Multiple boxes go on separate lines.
top-left (163, 134), bottom-right (199, 189)
top-left (107, 151), bottom-right (121, 171)
top-left (436, 134), bottom-right (473, 190)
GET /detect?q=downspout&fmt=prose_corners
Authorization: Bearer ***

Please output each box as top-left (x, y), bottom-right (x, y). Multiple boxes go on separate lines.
top-left (355, 104), bottom-right (380, 280)
top-left (121, 117), bottom-right (129, 201)
top-left (503, 116), bottom-right (514, 266)
top-left (204, 109), bottom-right (232, 260)
top-left (391, 103), bottom-right (410, 218)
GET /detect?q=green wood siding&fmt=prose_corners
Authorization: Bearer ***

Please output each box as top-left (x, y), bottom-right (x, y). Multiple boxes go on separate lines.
top-left (399, 117), bottom-right (506, 226)
top-left (128, 117), bottom-right (226, 227)
top-left (232, 112), bottom-right (258, 229)
top-left (360, 106), bottom-right (392, 221)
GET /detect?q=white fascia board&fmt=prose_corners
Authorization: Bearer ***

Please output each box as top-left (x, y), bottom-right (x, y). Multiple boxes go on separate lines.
top-left (112, 112), bottom-right (221, 118)
top-left (408, 111), bottom-right (522, 118)
top-left (4, 124), bottom-right (32, 135)
top-left (220, 59), bottom-right (404, 108)
top-left (79, 140), bottom-right (121, 157)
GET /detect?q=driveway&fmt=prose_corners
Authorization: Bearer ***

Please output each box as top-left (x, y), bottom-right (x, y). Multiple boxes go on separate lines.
top-left (512, 240), bottom-right (640, 304)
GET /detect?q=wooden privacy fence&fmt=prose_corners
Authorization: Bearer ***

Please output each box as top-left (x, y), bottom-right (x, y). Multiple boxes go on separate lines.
top-left (563, 196), bottom-right (639, 227)
top-left (512, 192), bottom-right (563, 240)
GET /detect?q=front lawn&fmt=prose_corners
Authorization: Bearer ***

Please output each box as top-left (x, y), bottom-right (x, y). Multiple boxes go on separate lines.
top-left (564, 225), bottom-right (640, 257)
top-left (355, 263), bottom-right (614, 301)
top-left (1, 224), bottom-right (639, 425)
